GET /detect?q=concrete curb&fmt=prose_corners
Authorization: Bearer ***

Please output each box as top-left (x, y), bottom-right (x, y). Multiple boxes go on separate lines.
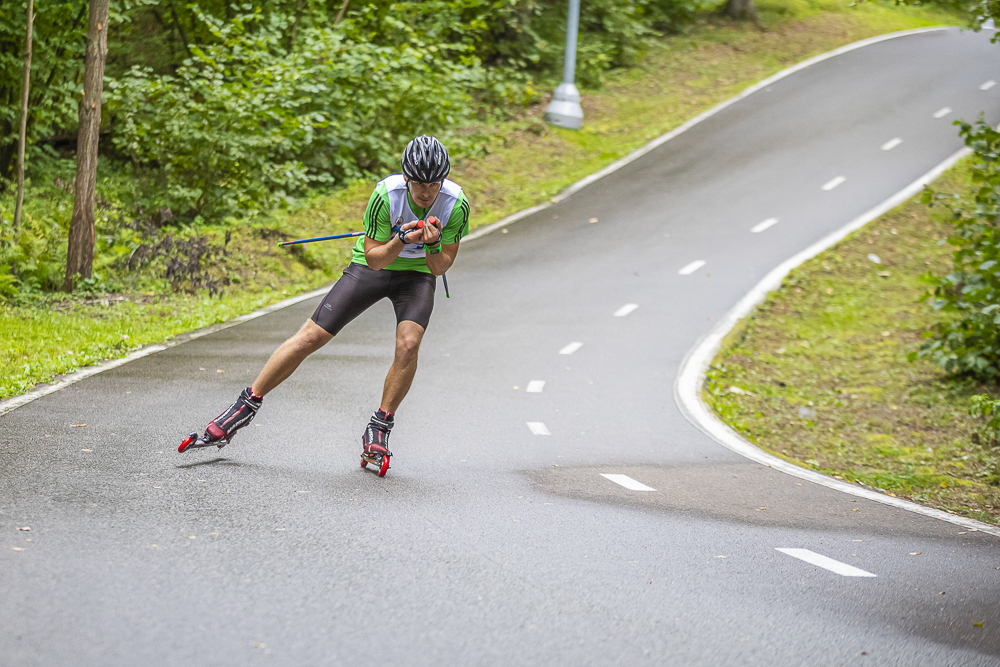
top-left (466, 26), bottom-right (952, 243)
top-left (673, 145), bottom-right (1000, 539)
top-left (0, 285), bottom-right (332, 418)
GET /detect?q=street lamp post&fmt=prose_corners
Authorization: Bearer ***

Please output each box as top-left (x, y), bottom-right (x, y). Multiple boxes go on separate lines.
top-left (544, 0), bottom-right (583, 130)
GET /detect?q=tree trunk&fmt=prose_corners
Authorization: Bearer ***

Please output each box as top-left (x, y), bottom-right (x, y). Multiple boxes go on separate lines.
top-left (724, 0), bottom-right (758, 22)
top-left (14, 0), bottom-right (34, 236)
top-left (64, 0), bottom-right (109, 292)
top-left (334, 0), bottom-right (350, 26)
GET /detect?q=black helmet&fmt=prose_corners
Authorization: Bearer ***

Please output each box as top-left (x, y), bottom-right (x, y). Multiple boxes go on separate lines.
top-left (401, 135), bottom-right (450, 183)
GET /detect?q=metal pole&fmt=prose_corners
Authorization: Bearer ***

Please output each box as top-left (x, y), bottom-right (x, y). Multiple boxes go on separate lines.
top-left (544, 0), bottom-right (583, 130)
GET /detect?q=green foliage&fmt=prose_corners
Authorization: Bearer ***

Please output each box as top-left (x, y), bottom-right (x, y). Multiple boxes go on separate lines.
top-left (104, 0), bottom-right (704, 225)
top-left (107, 6), bottom-right (487, 223)
top-left (0, 0), bottom-right (88, 179)
top-left (911, 119), bottom-right (1000, 380)
top-left (969, 393), bottom-right (1000, 438)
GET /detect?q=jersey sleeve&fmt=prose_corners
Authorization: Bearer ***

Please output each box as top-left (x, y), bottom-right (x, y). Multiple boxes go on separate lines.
top-left (442, 191), bottom-right (470, 245)
top-left (362, 183), bottom-right (392, 242)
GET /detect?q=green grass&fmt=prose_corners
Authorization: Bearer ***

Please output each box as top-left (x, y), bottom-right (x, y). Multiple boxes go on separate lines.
top-left (0, 0), bottom-right (967, 401)
top-left (705, 159), bottom-right (1000, 524)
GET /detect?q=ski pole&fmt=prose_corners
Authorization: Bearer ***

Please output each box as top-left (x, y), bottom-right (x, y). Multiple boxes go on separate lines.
top-left (277, 227), bottom-right (452, 297)
top-left (276, 231), bottom-right (364, 247)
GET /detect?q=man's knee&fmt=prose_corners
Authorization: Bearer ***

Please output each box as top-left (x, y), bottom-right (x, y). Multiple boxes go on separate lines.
top-left (395, 327), bottom-right (423, 361)
top-left (293, 320), bottom-right (333, 352)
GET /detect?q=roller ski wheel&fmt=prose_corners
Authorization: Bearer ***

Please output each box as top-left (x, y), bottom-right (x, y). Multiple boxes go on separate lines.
top-left (360, 450), bottom-right (391, 477)
top-left (178, 432), bottom-right (232, 453)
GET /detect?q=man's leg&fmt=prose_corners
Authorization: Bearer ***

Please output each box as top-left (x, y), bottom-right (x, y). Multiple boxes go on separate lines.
top-left (379, 320), bottom-right (425, 414)
top-left (251, 319), bottom-right (332, 397)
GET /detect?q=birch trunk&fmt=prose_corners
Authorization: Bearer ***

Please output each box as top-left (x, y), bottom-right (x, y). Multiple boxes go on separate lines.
top-left (13, 0), bottom-right (34, 236)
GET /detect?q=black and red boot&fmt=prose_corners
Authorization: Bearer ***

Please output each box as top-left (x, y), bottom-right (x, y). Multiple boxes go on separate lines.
top-left (179, 387), bottom-right (263, 453)
top-left (360, 409), bottom-right (393, 477)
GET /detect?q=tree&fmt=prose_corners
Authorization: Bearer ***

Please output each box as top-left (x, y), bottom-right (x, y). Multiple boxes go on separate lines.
top-left (64, 0), bottom-right (109, 291)
top-left (13, 0), bottom-right (33, 236)
top-left (724, 0), bottom-right (758, 23)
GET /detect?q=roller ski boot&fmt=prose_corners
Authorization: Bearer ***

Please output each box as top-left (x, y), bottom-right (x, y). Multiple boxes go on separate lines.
top-left (179, 387), bottom-right (263, 453)
top-left (360, 409), bottom-right (393, 477)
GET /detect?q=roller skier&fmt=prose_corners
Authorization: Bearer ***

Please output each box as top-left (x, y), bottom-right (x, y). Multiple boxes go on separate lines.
top-left (180, 136), bottom-right (470, 476)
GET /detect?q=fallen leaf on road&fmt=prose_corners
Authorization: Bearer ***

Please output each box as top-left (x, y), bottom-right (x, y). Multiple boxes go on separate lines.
top-left (909, 552), bottom-right (922, 556)
top-left (253, 643), bottom-right (266, 649)
top-left (974, 622), bottom-right (984, 627)
top-left (12, 547), bottom-right (24, 551)
top-left (73, 424), bottom-right (87, 428)
top-left (81, 449), bottom-right (92, 452)
top-left (589, 217), bottom-right (598, 223)
top-left (18, 527), bottom-right (30, 531)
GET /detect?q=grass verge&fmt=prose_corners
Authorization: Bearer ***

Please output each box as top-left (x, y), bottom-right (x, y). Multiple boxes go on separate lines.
top-left (0, 0), bottom-right (966, 401)
top-left (705, 159), bottom-right (1000, 525)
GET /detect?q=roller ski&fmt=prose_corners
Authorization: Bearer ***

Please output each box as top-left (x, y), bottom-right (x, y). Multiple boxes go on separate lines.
top-left (179, 387), bottom-right (263, 453)
top-left (360, 409), bottom-right (393, 477)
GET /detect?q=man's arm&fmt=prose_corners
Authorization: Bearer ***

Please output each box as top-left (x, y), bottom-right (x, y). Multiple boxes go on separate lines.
top-left (363, 224), bottom-right (420, 271)
top-left (424, 241), bottom-right (459, 275)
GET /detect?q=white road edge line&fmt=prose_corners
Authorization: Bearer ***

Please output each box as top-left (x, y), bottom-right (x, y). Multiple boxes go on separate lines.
top-left (775, 548), bottom-right (876, 577)
top-left (527, 422), bottom-right (551, 436)
top-left (463, 26), bottom-right (952, 244)
top-left (822, 176), bottom-right (846, 191)
top-left (614, 303), bottom-right (639, 317)
top-left (600, 474), bottom-right (656, 491)
top-left (674, 143), bottom-right (1000, 539)
top-left (559, 342), bottom-right (584, 355)
top-left (751, 218), bottom-right (778, 233)
top-left (526, 380), bottom-right (545, 393)
top-left (981, 80), bottom-right (997, 91)
top-left (679, 260), bottom-right (706, 275)
top-left (881, 137), bottom-right (903, 151)
top-left (933, 106), bottom-right (952, 119)
top-left (0, 285), bottom-right (333, 419)
top-left (0, 27), bottom-right (962, 419)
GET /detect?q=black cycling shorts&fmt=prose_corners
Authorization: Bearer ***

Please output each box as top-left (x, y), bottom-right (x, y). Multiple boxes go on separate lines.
top-left (311, 262), bottom-right (437, 335)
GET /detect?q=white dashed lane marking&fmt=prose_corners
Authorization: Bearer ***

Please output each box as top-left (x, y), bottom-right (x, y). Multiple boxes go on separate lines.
top-left (526, 380), bottom-right (545, 393)
top-left (821, 176), bottom-right (846, 191)
top-left (600, 474), bottom-right (656, 491)
top-left (613, 303), bottom-right (639, 317)
top-left (775, 548), bottom-right (877, 577)
top-left (678, 260), bottom-right (706, 275)
top-left (881, 137), bottom-right (902, 151)
top-left (751, 218), bottom-right (778, 233)
top-left (981, 80), bottom-right (996, 91)
top-left (559, 342), bottom-right (584, 355)
top-left (933, 106), bottom-right (952, 119)
top-left (527, 422), bottom-right (551, 435)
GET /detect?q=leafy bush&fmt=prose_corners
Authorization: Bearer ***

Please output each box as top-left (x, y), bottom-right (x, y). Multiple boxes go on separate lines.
top-left (107, 7), bottom-right (484, 223)
top-left (911, 119), bottom-right (1000, 381)
top-left (969, 394), bottom-right (1000, 441)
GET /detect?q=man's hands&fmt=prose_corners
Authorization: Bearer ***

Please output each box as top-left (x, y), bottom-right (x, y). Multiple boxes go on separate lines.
top-left (367, 216), bottom-right (450, 271)
top-left (396, 216), bottom-right (443, 247)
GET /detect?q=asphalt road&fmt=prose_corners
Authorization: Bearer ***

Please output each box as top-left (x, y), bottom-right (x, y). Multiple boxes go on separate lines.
top-left (3, 27), bottom-right (1000, 667)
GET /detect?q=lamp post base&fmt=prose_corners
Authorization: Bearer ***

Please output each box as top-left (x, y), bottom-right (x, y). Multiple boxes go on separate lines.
top-left (544, 82), bottom-right (583, 130)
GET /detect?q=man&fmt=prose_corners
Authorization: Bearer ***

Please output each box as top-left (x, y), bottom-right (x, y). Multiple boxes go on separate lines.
top-left (180, 136), bottom-right (470, 472)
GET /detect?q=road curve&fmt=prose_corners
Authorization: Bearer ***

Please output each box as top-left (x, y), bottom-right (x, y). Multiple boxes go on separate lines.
top-left (3, 27), bottom-right (1000, 667)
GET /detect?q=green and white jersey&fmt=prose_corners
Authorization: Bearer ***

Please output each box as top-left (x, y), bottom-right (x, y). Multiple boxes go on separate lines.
top-left (352, 174), bottom-right (470, 273)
